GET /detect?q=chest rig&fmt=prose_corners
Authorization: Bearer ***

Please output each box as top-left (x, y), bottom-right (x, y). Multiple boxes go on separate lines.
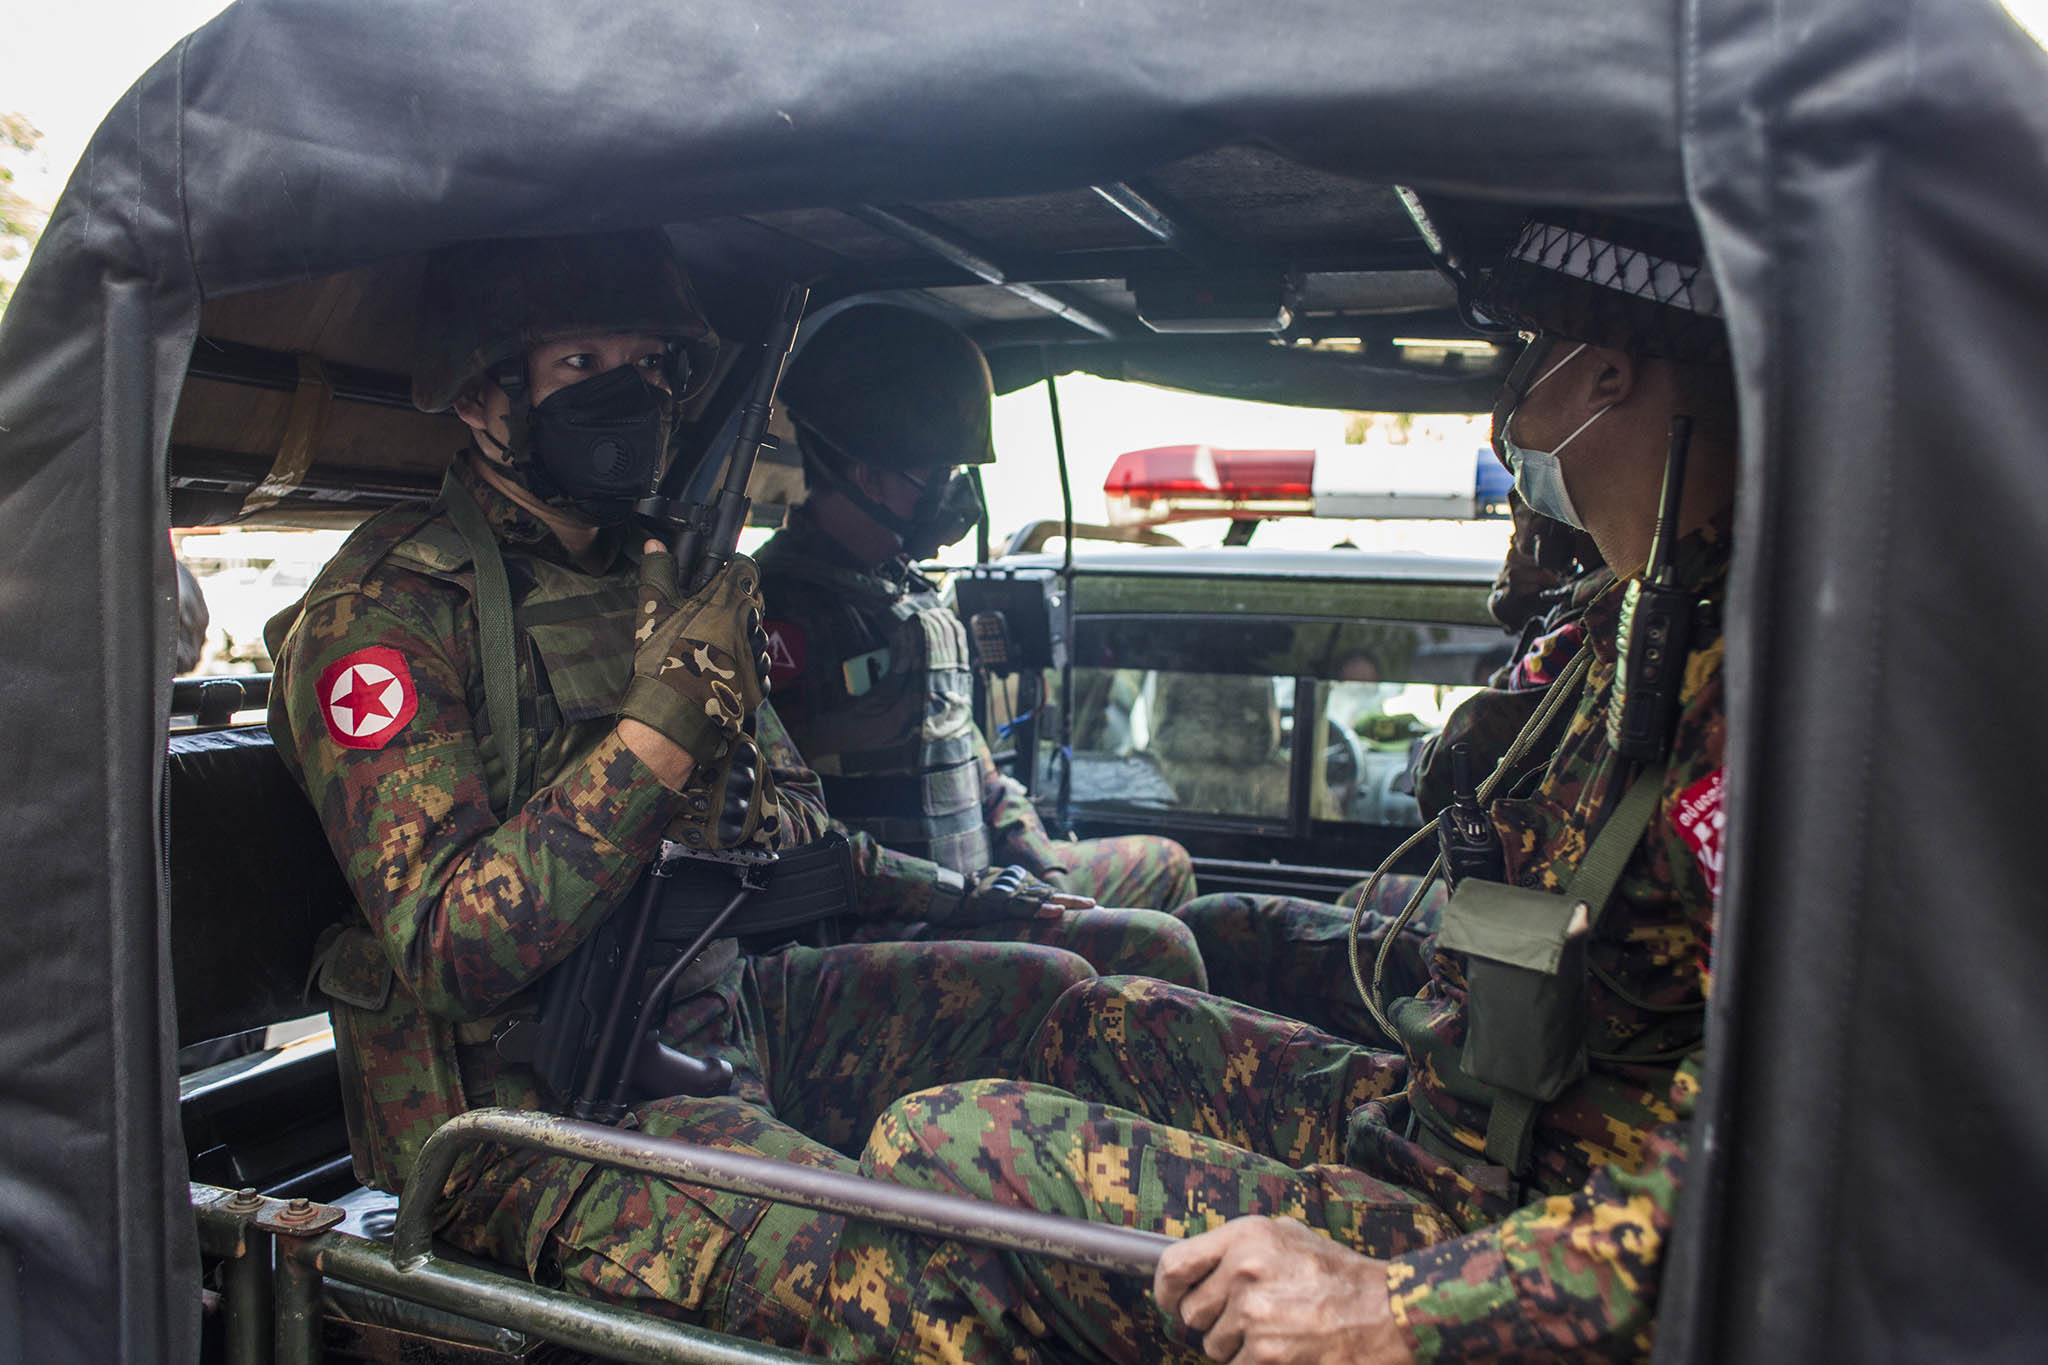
top-left (1351, 611), bottom-right (1713, 1192)
top-left (760, 534), bottom-right (989, 874)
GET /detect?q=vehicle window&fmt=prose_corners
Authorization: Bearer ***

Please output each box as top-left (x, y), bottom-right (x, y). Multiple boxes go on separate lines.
top-left (173, 526), bottom-right (350, 674)
top-left (1034, 614), bottom-right (1506, 834)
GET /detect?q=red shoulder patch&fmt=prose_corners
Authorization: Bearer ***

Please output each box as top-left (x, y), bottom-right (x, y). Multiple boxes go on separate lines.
top-left (762, 620), bottom-right (806, 692)
top-left (316, 646), bottom-right (420, 750)
top-left (1671, 767), bottom-right (1725, 899)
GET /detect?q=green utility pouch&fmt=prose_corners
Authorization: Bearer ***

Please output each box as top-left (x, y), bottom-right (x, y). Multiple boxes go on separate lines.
top-left (1439, 763), bottom-right (1669, 1175)
top-left (1438, 880), bottom-right (1590, 1103)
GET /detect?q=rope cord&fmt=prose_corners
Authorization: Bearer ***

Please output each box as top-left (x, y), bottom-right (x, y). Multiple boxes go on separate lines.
top-left (1350, 646), bottom-right (1598, 1040)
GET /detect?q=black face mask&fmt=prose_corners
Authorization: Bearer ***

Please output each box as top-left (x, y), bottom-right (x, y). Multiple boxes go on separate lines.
top-left (520, 365), bottom-right (672, 525)
top-left (901, 471), bottom-right (984, 559)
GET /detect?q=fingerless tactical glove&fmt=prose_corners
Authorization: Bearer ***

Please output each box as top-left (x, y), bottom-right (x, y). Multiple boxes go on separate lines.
top-left (619, 550), bottom-right (772, 765)
top-left (928, 863), bottom-right (1063, 925)
top-left (665, 725), bottom-right (784, 852)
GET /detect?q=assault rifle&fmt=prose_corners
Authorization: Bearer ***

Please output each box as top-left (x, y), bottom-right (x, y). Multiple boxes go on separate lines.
top-left (499, 283), bottom-right (834, 1123)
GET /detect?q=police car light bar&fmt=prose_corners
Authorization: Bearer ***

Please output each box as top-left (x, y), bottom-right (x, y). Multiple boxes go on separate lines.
top-left (1103, 444), bottom-right (1511, 526)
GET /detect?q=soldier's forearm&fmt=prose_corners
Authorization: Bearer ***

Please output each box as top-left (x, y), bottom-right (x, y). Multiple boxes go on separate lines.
top-left (619, 717), bottom-right (697, 790)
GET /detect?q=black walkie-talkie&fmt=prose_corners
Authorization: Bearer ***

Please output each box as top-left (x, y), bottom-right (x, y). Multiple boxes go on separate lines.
top-left (1438, 742), bottom-right (1505, 890)
top-left (1609, 415), bottom-right (1697, 763)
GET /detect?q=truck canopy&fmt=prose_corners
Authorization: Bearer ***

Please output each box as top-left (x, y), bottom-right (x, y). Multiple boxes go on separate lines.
top-left (0, 0), bottom-right (2044, 1360)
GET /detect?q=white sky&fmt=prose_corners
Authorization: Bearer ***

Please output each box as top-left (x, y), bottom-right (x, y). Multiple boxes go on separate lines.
top-left (0, 0), bottom-right (236, 220)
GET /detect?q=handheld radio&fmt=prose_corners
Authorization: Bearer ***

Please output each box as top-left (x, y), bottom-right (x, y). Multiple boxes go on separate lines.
top-left (1608, 415), bottom-right (1696, 763)
top-left (1437, 742), bottom-right (1506, 890)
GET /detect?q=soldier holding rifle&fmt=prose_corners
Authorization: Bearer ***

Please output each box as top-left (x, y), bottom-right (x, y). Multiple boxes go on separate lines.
top-left (265, 230), bottom-right (1106, 1336)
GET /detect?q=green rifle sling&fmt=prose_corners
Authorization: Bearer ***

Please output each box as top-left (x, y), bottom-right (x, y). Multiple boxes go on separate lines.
top-left (436, 469), bottom-right (532, 820)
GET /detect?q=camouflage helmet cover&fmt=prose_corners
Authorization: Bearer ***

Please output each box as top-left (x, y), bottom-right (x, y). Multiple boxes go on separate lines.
top-left (1471, 210), bottom-right (1731, 365)
top-left (410, 228), bottom-right (721, 412)
top-left (780, 305), bottom-right (996, 472)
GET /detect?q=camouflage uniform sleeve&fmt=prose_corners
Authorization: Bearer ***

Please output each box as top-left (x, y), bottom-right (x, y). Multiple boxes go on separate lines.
top-left (1413, 686), bottom-right (1549, 816)
top-left (843, 828), bottom-right (953, 921)
top-left (977, 730), bottom-right (1070, 875)
top-left (1385, 1058), bottom-right (1701, 1362)
top-left (751, 701), bottom-right (953, 918)
top-left (277, 591), bottom-right (682, 1021)
top-left (753, 699), bottom-right (829, 848)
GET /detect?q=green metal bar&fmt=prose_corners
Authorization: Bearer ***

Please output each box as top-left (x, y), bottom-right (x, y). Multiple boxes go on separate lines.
top-left (223, 1228), bottom-right (273, 1365)
top-left (288, 1232), bottom-right (814, 1365)
top-left (394, 1109), bottom-right (1174, 1277)
top-left (273, 1239), bottom-right (323, 1365)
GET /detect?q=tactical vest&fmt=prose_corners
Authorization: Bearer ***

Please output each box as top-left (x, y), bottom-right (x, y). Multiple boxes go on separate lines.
top-left (759, 530), bottom-right (990, 874)
top-left (282, 476), bottom-right (654, 1190)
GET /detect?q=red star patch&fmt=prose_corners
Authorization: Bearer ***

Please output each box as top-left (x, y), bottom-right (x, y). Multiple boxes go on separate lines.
top-left (316, 646), bottom-right (420, 750)
top-left (763, 620), bottom-right (806, 692)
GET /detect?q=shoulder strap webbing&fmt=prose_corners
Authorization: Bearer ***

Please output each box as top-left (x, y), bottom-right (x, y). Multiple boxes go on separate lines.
top-left (1566, 762), bottom-right (1668, 932)
top-left (436, 469), bottom-right (530, 821)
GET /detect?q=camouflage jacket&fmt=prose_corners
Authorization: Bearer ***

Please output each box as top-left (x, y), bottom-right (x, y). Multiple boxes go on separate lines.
top-left (264, 454), bottom-right (830, 1187)
top-left (757, 512), bottom-right (1070, 918)
top-left (1383, 517), bottom-right (1729, 1360)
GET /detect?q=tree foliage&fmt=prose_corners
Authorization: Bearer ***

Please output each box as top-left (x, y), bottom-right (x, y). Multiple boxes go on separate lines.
top-left (0, 112), bottom-right (46, 316)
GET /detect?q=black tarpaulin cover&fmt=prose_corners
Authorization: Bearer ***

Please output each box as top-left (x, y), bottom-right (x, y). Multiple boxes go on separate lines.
top-left (0, 0), bottom-right (2042, 1360)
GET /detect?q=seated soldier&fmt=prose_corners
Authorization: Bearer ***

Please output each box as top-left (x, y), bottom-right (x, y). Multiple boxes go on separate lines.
top-left (263, 231), bottom-right (1117, 1337)
top-left (760, 304), bottom-right (1201, 983)
top-left (799, 208), bottom-right (1737, 1364)
top-left (1176, 495), bottom-right (1615, 1041)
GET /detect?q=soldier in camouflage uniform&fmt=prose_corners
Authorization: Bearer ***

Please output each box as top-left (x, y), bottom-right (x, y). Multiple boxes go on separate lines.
top-left (264, 231), bottom-right (1107, 1339)
top-left (801, 209), bottom-right (1739, 1364)
top-left (1178, 498), bottom-right (1615, 1040)
top-left (762, 304), bottom-right (1201, 983)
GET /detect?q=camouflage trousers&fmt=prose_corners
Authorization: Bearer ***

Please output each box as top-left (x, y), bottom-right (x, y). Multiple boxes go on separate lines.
top-left (434, 938), bottom-right (1097, 1348)
top-left (1172, 873), bottom-right (1446, 1042)
top-left (851, 833), bottom-right (1207, 988)
top-left (1039, 833), bottom-right (1196, 912)
top-left (813, 976), bottom-right (1485, 1363)
top-left (849, 904), bottom-right (1207, 991)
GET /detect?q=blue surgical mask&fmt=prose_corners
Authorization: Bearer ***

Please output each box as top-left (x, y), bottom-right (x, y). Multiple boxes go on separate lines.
top-left (1496, 342), bottom-right (1607, 530)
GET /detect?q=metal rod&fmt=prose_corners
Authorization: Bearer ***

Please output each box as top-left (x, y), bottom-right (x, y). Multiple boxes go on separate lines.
top-left (851, 205), bottom-right (1121, 339)
top-left (1091, 182), bottom-right (1218, 267)
top-left (575, 870), bottom-right (669, 1114)
top-left (188, 337), bottom-right (417, 411)
top-left (272, 1237), bottom-right (323, 1365)
top-left (292, 1231), bottom-right (814, 1365)
top-left (634, 884), bottom-right (752, 1038)
top-left (1045, 360), bottom-right (1077, 835)
top-left (395, 1109), bottom-right (1173, 1276)
top-left (223, 1228), bottom-right (273, 1365)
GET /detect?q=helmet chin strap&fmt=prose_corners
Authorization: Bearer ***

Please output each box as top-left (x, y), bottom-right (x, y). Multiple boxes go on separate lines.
top-left (794, 422), bottom-right (919, 544)
top-left (476, 364), bottom-right (558, 503)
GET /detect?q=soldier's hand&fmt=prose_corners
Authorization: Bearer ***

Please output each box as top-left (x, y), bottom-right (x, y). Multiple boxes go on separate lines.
top-left (1154, 1216), bottom-right (1412, 1365)
top-left (949, 865), bottom-right (1078, 924)
top-left (618, 546), bottom-right (772, 766)
top-left (667, 726), bottom-right (783, 852)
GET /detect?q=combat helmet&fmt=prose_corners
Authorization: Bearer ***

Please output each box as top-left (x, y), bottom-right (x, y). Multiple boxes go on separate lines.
top-left (410, 228), bottom-right (722, 413)
top-left (780, 305), bottom-right (997, 473)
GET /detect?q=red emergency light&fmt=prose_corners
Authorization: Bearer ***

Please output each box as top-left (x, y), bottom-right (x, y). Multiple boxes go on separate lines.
top-left (1102, 444), bottom-right (1316, 525)
top-left (1104, 441), bottom-right (1508, 526)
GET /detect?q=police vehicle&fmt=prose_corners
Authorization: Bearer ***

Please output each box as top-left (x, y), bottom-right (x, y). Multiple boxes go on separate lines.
top-left (0, 2), bottom-right (2042, 1362)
